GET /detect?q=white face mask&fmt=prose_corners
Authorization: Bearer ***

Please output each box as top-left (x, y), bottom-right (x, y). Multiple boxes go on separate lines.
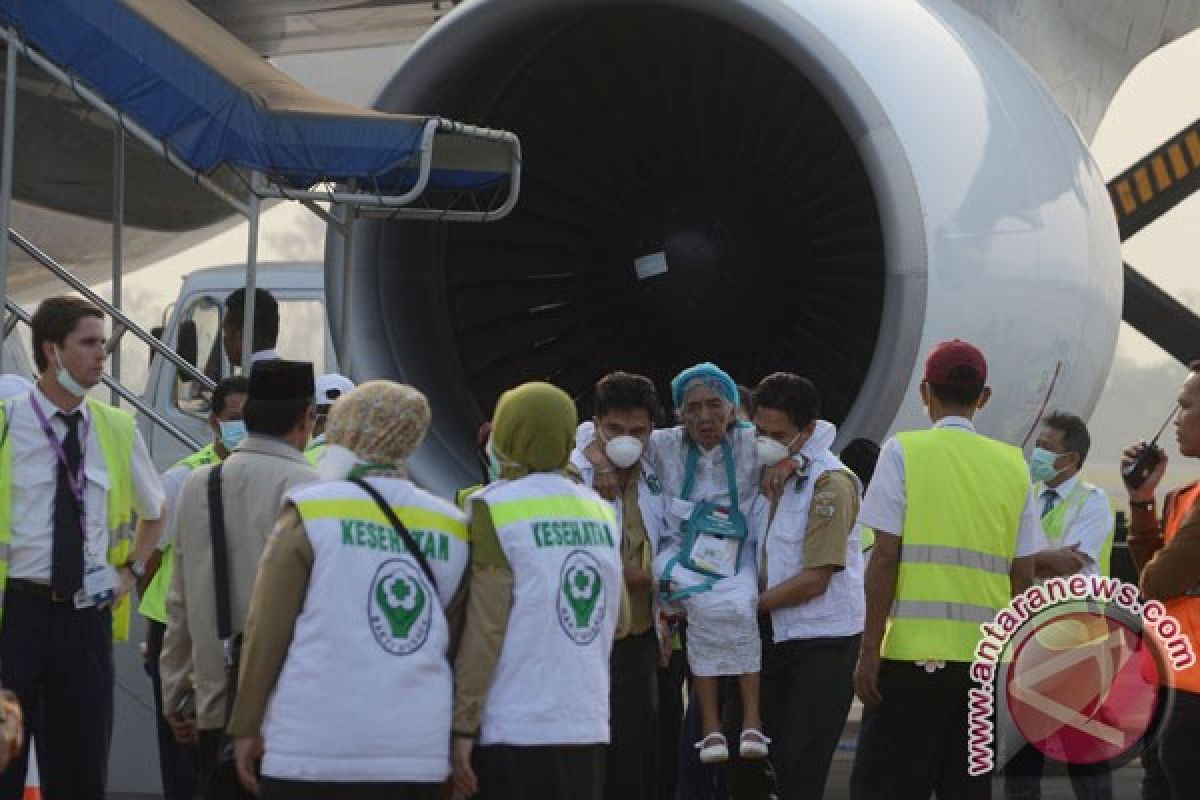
top-left (52, 345), bottom-right (87, 398)
top-left (604, 435), bottom-right (644, 469)
top-left (755, 431), bottom-right (802, 465)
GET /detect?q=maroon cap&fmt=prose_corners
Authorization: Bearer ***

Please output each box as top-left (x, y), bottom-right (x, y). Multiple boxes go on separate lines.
top-left (924, 339), bottom-right (987, 385)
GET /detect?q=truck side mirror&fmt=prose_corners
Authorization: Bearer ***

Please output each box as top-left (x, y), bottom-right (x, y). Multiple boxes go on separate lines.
top-left (176, 319), bottom-right (199, 375)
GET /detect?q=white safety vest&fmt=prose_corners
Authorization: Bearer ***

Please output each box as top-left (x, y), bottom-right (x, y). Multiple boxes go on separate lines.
top-left (763, 447), bottom-right (865, 641)
top-left (261, 477), bottom-right (469, 782)
top-left (474, 472), bottom-right (623, 746)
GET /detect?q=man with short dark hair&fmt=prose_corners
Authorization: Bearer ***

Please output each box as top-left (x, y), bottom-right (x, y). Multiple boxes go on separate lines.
top-left (850, 340), bottom-right (1043, 800)
top-left (1004, 410), bottom-right (1114, 800)
top-left (1028, 411), bottom-right (1113, 580)
top-left (222, 287), bottom-right (280, 369)
top-left (1125, 361), bottom-right (1200, 800)
top-left (161, 360), bottom-right (317, 785)
top-left (571, 371), bottom-right (665, 800)
top-left (751, 372), bottom-right (863, 798)
top-left (0, 295), bottom-right (165, 799)
top-left (139, 376), bottom-right (249, 800)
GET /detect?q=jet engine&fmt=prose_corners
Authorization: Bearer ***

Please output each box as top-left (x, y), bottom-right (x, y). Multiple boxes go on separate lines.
top-left (326, 0), bottom-right (1121, 497)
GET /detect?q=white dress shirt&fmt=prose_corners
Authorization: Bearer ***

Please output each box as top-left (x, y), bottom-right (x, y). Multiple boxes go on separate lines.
top-left (157, 462), bottom-right (194, 551)
top-left (859, 416), bottom-right (1046, 557)
top-left (1037, 475), bottom-right (1113, 577)
top-left (7, 387), bottom-right (164, 581)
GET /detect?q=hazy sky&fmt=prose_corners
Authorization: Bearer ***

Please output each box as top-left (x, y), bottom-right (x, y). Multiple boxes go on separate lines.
top-left (83, 28), bottom-right (1200, 486)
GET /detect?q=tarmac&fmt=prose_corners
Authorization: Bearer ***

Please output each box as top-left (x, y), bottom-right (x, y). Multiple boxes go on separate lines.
top-left (109, 702), bottom-right (1150, 799)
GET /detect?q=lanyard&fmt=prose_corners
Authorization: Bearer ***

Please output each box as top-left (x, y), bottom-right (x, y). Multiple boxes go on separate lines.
top-left (29, 394), bottom-right (89, 516)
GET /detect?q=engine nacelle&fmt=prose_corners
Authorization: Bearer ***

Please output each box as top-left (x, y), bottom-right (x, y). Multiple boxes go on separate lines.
top-left (327, 0), bottom-right (1121, 497)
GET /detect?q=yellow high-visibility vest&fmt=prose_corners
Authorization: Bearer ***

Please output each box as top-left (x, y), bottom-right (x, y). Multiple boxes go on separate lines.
top-left (1037, 480), bottom-right (1115, 577)
top-left (0, 396), bottom-right (138, 640)
top-left (138, 444), bottom-right (222, 624)
top-left (882, 427), bottom-right (1028, 663)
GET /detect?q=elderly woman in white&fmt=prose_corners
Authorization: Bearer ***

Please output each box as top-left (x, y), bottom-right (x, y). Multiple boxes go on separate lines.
top-left (584, 362), bottom-right (799, 763)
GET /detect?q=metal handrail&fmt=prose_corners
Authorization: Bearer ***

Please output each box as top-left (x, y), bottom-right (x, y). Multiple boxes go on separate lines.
top-left (8, 227), bottom-right (217, 391)
top-left (4, 301), bottom-right (202, 451)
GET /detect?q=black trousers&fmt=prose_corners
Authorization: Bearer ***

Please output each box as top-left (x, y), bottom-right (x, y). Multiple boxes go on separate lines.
top-left (260, 777), bottom-right (440, 799)
top-left (658, 648), bottom-right (687, 800)
top-left (850, 660), bottom-right (990, 800)
top-left (197, 728), bottom-right (225, 796)
top-left (761, 633), bottom-right (860, 799)
top-left (1003, 742), bottom-right (1111, 800)
top-left (1142, 688), bottom-right (1200, 800)
top-left (474, 743), bottom-right (606, 800)
top-left (146, 619), bottom-right (200, 800)
top-left (607, 630), bottom-right (660, 800)
top-left (0, 589), bottom-right (113, 800)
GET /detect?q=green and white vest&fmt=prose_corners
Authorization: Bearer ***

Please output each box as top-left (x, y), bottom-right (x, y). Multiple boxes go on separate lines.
top-left (474, 472), bottom-right (622, 746)
top-left (263, 477), bottom-right (468, 781)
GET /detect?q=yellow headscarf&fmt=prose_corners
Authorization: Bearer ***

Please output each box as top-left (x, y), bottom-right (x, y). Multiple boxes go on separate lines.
top-left (491, 382), bottom-right (577, 472)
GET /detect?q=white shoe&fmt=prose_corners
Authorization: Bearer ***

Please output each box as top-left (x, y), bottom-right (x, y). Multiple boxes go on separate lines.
top-left (695, 732), bottom-right (729, 764)
top-left (739, 728), bottom-right (771, 759)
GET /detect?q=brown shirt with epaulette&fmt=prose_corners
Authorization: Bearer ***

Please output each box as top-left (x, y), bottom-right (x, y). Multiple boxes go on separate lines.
top-left (762, 470), bottom-right (860, 584)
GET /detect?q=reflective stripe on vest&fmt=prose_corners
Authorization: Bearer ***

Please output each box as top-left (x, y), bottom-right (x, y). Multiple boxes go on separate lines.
top-left (1037, 480), bottom-right (1115, 576)
top-left (488, 495), bottom-right (617, 530)
top-left (294, 498), bottom-right (468, 544)
top-left (901, 544), bottom-right (1011, 575)
top-left (883, 427), bottom-right (1028, 663)
top-left (0, 397), bottom-right (137, 639)
top-left (1162, 482), bottom-right (1200, 693)
top-left (139, 444), bottom-right (222, 623)
top-left (891, 599), bottom-right (999, 625)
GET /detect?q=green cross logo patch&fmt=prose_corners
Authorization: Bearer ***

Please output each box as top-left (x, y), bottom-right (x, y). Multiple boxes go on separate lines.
top-left (369, 559), bottom-right (433, 656)
top-left (558, 549), bottom-right (607, 645)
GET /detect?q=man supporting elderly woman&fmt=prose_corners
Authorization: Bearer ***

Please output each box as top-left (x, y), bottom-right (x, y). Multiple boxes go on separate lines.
top-left (224, 365), bottom-right (861, 800)
top-left (582, 362), bottom-right (865, 799)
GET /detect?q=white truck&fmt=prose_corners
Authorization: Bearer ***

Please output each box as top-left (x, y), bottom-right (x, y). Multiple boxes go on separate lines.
top-left (139, 260), bottom-right (337, 470)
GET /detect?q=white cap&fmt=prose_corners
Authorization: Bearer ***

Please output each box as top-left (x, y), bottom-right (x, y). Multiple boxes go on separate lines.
top-left (315, 373), bottom-right (355, 407)
top-left (0, 373), bottom-right (33, 400)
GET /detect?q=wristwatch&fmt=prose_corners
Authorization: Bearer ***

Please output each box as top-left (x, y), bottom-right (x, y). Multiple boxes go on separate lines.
top-left (123, 559), bottom-right (146, 579)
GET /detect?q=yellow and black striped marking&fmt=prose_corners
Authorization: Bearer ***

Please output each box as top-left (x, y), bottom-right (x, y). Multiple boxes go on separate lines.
top-left (1109, 121), bottom-right (1200, 241)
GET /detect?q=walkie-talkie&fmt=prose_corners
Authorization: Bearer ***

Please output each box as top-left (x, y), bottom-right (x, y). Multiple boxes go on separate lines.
top-left (1122, 406), bottom-right (1179, 490)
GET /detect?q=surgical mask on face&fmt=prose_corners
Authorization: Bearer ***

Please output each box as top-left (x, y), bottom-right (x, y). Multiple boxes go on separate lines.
top-left (603, 435), bottom-right (643, 469)
top-left (1029, 447), bottom-right (1067, 483)
top-left (52, 345), bottom-right (87, 398)
top-left (755, 431), bottom-right (802, 465)
top-left (218, 420), bottom-right (247, 451)
top-left (754, 437), bottom-right (786, 465)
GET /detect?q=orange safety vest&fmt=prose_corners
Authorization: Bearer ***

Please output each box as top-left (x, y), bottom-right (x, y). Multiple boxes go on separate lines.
top-left (1162, 482), bottom-right (1200, 693)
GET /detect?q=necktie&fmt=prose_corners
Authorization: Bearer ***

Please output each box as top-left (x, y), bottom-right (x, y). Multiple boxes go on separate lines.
top-left (1041, 489), bottom-right (1059, 519)
top-left (51, 411), bottom-right (84, 597)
